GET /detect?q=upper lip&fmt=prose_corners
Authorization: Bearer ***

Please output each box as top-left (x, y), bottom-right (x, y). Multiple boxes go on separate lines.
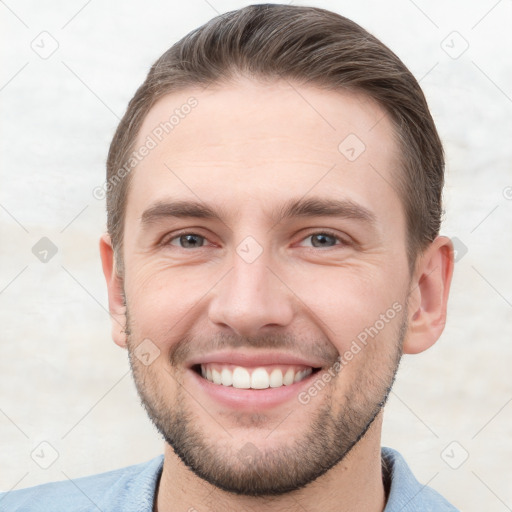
top-left (186, 350), bottom-right (325, 369)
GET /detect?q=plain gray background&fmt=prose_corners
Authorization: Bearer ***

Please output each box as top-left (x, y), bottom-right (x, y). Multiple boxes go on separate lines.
top-left (1, 1), bottom-right (511, 510)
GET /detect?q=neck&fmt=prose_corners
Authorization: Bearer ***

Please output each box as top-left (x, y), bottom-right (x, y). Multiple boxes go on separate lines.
top-left (154, 415), bottom-right (387, 512)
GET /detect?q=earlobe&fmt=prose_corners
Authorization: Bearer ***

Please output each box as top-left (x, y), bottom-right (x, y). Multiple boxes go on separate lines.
top-left (403, 236), bottom-right (454, 355)
top-left (99, 234), bottom-right (127, 348)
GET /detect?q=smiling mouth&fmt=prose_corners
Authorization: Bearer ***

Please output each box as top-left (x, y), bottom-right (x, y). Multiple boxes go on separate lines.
top-left (192, 363), bottom-right (321, 390)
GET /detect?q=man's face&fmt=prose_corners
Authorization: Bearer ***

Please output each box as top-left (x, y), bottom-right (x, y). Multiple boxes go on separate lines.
top-left (121, 79), bottom-right (412, 495)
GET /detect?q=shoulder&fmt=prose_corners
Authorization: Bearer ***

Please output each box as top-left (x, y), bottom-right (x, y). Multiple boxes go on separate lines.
top-left (382, 447), bottom-right (459, 512)
top-left (0, 454), bottom-right (164, 512)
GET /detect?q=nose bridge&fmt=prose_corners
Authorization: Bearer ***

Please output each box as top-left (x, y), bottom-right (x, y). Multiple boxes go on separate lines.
top-left (208, 243), bottom-right (294, 336)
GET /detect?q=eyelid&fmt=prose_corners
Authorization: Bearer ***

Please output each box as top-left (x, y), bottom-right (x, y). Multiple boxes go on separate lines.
top-left (160, 229), bottom-right (352, 249)
top-left (296, 229), bottom-right (350, 248)
top-left (160, 229), bottom-right (213, 248)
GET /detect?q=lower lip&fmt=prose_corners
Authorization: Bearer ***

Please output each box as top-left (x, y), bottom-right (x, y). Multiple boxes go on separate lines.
top-left (187, 368), bottom-right (320, 411)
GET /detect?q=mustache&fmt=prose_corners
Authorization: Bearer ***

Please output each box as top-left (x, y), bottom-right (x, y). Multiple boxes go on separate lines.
top-left (168, 331), bottom-right (340, 368)
top-left (123, 304), bottom-right (339, 367)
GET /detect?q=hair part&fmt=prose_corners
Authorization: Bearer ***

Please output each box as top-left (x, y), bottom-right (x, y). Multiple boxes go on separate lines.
top-left (106, 3), bottom-right (444, 276)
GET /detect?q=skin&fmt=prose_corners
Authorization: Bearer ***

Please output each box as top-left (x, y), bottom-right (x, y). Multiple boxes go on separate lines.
top-left (100, 78), bottom-right (454, 512)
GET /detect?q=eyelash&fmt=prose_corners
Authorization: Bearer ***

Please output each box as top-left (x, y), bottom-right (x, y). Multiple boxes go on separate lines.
top-left (162, 229), bottom-right (349, 250)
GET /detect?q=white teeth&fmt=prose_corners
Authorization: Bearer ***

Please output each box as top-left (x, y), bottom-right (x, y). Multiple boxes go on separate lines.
top-left (283, 368), bottom-right (295, 385)
top-left (199, 364), bottom-right (313, 389)
top-left (232, 367), bottom-right (251, 389)
top-left (251, 368), bottom-right (270, 389)
top-left (221, 368), bottom-right (233, 386)
top-left (269, 368), bottom-right (283, 388)
top-left (212, 368), bottom-right (222, 385)
top-left (294, 368), bottom-right (313, 382)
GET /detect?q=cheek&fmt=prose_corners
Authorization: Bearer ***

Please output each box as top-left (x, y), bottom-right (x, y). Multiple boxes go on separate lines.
top-left (327, 306), bottom-right (405, 408)
top-left (124, 247), bottom-right (408, 358)
top-left (284, 263), bottom-right (405, 349)
top-left (124, 261), bottom-right (216, 346)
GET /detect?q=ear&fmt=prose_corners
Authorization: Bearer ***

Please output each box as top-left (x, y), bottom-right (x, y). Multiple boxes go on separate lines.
top-left (99, 233), bottom-right (127, 348)
top-left (403, 236), bottom-right (454, 354)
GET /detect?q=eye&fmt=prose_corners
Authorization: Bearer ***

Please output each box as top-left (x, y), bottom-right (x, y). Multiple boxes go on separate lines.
top-left (168, 233), bottom-right (206, 249)
top-left (299, 231), bottom-right (344, 249)
top-left (162, 230), bottom-right (347, 250)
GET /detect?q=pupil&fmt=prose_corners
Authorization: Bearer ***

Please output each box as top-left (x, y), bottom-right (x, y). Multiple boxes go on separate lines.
top-left (181, 234), bottom-right (202, 248)
top-left (178, 234), bottom-right (335, 248)
top-left (313, 234), bottom-right (334, 247)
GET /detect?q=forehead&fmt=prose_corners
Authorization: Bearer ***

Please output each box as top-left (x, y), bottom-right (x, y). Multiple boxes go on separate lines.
top-left (128, 78), bottom-right (401, 225)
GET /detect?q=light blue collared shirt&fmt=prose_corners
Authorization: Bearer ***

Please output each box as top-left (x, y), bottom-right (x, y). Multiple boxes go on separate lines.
top-left (0, 447), bottom-right (458, 511)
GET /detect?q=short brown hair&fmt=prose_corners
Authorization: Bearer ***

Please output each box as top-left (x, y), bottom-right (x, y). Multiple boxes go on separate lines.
top-left (106, 3), bottom-right (444, 275)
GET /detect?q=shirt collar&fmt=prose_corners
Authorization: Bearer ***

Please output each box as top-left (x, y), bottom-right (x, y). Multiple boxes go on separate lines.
top-left (115, 448), bottom-right (448, 512)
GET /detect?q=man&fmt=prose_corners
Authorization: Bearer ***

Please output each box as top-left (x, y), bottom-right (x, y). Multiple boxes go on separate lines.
top-left (1, 4), bottom-right (457, 511)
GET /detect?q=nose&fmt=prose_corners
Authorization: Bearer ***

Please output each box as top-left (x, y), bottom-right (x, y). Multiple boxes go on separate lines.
top-left (208, 252), bottom-right (295, 338)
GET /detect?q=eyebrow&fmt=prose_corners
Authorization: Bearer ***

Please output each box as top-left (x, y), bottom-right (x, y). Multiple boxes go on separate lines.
top-left (140, 197), bottom-right (376, 228)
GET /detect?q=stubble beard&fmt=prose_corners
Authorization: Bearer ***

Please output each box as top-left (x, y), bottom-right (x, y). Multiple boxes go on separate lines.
top-left (125, 306), bottom-right (406, 497)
